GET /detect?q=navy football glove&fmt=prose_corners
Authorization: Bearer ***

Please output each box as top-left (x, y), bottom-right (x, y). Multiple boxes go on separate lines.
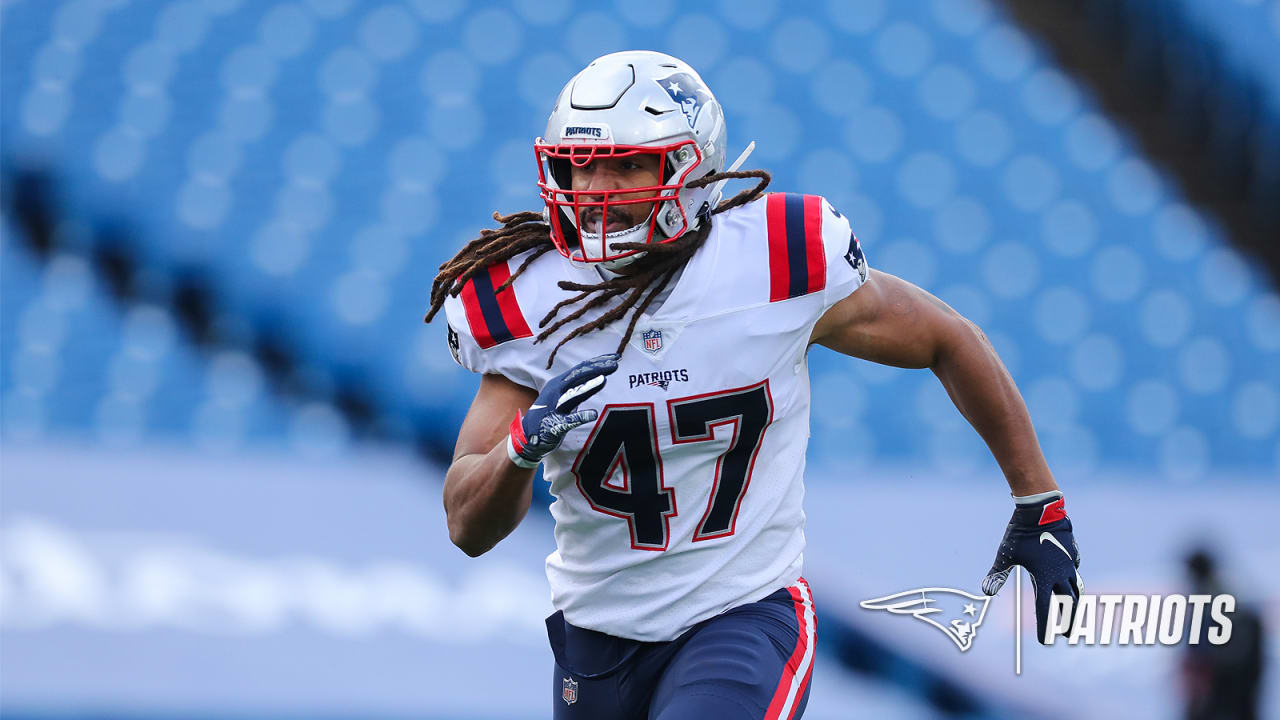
top-left (506, 353), bottom-right (619, 468)
top-left (982, 490), bottom-right (1085, 644)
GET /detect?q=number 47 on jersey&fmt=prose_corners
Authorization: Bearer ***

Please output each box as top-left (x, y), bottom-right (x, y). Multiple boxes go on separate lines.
top-left (572, 380), bottom-right (773, 551)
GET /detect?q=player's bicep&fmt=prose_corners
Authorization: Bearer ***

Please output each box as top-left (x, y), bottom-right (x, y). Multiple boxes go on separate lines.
top-left (811, 269), bottom-right (961, 369)
top-left (453, 373), bottom-right (537, 461)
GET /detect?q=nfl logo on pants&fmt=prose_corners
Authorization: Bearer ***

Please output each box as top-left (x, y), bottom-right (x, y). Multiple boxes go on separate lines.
top-left (561, 677), bottom-right (578, 705)
top-left (642, 329), bottom-right (662, 353)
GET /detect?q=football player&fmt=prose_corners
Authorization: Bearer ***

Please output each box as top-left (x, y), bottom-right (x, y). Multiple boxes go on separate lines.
top-left (425, 51), bottom-right (1083, 719)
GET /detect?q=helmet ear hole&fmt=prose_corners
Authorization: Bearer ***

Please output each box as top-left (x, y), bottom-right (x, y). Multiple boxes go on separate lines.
top-left (549, 158), bottom-right (572, 190)
top-left (557, 206), bottom-right (580, 252)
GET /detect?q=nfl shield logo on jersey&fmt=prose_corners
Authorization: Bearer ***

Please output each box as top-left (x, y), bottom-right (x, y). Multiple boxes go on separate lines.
top-left (642, 329), bottom-right (663, 353)
top-left (561, 677), bottom-right (578, 705)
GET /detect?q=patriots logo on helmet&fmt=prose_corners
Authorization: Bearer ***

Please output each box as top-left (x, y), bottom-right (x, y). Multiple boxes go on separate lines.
top-left (660, 73), bottom-right (711, 130)
top-left (860, 587), bottom-right (992, 652)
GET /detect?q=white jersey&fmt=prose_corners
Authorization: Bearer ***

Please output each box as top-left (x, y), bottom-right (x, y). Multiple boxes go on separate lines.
top-left (443, 193), bottom-right (869, 641)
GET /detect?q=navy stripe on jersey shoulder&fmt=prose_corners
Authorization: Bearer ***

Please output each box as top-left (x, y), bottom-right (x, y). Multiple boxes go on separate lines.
top-left (783, 193), bottom-right (809, 300)
top-left (471, 269), bottom-right (515, 345)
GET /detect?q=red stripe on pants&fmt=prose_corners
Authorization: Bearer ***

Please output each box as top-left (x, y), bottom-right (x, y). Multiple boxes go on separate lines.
top-left (765, 578), bottom-right (815, 720)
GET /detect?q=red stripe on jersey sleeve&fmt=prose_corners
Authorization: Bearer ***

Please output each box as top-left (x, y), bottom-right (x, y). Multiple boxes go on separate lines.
top-left (459, 277), bottom-right (497, 349)
top-left (802, 195), bottom-right (827, 295)
top-left (488, 262), bottom-right (533, 340)
top-left (766, 193), bottom-right (791, 303)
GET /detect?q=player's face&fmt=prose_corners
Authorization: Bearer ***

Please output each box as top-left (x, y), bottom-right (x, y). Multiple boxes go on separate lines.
top-left (570, 153), bottom-right (664, 235)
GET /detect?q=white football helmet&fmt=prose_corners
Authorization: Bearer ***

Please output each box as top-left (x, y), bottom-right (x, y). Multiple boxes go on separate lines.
top-left (536, 51), bottom-right (728, 270)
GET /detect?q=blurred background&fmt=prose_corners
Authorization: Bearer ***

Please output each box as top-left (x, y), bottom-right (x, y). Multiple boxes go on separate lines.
top-left (1, 0), bottom-right (1277, 718)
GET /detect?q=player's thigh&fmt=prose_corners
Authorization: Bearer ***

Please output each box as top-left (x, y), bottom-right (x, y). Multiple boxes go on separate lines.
top-left (647, 631), bottom-right (814, 720)
top-left (648, 582), bottom-right (817, 720)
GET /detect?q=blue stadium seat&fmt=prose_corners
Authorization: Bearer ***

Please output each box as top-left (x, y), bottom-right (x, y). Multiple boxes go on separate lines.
top-left (1, 0), bottom-right (1276, 479)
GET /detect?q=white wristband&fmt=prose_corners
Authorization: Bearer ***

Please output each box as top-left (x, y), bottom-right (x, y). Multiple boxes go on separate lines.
top-left (506, 435), bottom-right (539, 469)
top-left (1012, 489), bottom-right (1063, 505)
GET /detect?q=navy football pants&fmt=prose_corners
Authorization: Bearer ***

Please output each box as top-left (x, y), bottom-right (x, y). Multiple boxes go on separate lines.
top-left (548, 577), bottom-right (816, 720)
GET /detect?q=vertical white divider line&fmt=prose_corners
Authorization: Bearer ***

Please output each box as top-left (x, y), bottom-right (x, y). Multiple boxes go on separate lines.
top-left (1015, 569), bottom-right (1023, 675)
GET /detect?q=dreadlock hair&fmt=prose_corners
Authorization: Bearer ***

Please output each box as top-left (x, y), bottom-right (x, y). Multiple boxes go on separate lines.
top-left (424, 169), bottom-right (771, 369)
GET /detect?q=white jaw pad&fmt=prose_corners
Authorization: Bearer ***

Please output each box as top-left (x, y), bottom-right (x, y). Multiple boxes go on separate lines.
top-left (578, 219), bottom-right (652, 262)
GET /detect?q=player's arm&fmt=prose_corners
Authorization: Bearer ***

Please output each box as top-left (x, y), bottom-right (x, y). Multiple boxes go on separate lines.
top-left (443, 373), bottom-right (539, 557)
top-left (809, 268), bottom-right (1057, 497)
top-left (812, 269), bottom-right (1084, 642)
top-left (443, 353), bottom-right (620, 557)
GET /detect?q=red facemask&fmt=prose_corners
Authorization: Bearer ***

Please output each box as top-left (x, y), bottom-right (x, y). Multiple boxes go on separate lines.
top-left (535, 140), bottom-right (703, 264)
